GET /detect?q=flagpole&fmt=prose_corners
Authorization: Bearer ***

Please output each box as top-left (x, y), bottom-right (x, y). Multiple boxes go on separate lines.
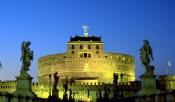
top-left (167, 61), bottom-right (168, 75)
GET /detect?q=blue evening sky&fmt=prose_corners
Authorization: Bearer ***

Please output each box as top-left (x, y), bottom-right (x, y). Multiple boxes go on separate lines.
top-left (0, 0), bottom-right (175, 81)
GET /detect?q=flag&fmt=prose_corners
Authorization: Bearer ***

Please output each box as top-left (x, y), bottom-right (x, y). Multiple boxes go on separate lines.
top-left (168, 61), bottom-right (172, 66)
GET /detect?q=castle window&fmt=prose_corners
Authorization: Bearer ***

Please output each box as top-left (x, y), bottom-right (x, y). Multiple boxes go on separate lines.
top-left (80, 54), bottom-right (83, 58)
top-left (71, 45), bottom-right (74, 49)
top-left (88, 53), bottom-right (91, 58)
top-left (71, 51), bottom-right (74, 54)
top-left (80, 45), bottom-right (83, 49)
top-left (96, 45), bottom-right (99, 49)
top-left (88, 45), bottom-right (91, 49)
top-left (96, 51), bottom-right (99, 54)
top-left (84, 53), bottom-right (87, 58)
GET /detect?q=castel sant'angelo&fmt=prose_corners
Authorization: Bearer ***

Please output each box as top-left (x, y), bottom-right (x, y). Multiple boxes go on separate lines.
top-left (38, 26), bottom-right (135, 85)
top-left (0, 26), bottom-right (136, 100)
top-left (1, 26), bottom-right (175, 102)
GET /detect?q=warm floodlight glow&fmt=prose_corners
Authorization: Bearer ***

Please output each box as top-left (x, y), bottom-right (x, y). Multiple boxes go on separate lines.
top-left (84, 63), bottom-right (89, 72)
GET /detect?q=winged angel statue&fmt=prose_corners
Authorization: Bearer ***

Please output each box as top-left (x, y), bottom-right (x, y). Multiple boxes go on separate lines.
top-left (20, 41), bottom-right (33, 73)
top-left (140, 40), bottom-right (154, 74)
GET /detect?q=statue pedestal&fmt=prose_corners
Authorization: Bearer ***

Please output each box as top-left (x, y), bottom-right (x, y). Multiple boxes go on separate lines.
top-left (137, 73), bottom-right (159, 96)
top-left (47, 89), bottom-right (60, 102)
top-left (13, 75), bottom-right (36, 97)
top-left (63, 94), bottom-right (68, 101)
top-left (52, 89), bottom-right (59, 97)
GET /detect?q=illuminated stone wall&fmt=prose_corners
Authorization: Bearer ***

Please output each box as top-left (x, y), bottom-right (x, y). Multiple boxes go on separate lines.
top-left (159, 75), bottom-right (175, 90)
top-left (0, 81), bottom-right (16, 93)
top-left (0, 80), bottom-right (141, 100)
top-left (38, 35), bottom-right (135, 84)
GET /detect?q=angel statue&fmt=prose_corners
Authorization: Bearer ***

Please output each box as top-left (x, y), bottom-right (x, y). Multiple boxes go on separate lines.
top-left (140, 40), bottom-right (154, 74)
top-left (20, 41), bottom-right (33, 73)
